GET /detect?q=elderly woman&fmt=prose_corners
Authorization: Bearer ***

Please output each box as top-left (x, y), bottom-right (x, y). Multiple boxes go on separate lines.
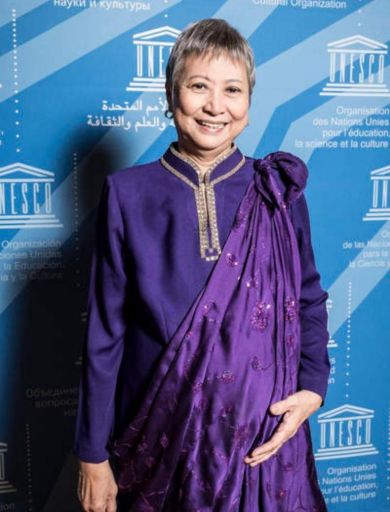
top-left (75, 18), bottom-right (330, 512)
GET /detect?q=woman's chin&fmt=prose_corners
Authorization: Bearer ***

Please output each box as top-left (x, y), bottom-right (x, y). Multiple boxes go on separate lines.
top-left (185, 135), bottom-right (233, 155)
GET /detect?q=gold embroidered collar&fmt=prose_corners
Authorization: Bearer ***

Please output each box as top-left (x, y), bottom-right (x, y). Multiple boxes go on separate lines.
top-left (160, 143), bottom-right (246, 261)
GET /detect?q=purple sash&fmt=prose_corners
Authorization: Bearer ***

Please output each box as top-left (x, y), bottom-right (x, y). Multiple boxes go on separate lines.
top-left (112, 152), bottom-right (327, 511)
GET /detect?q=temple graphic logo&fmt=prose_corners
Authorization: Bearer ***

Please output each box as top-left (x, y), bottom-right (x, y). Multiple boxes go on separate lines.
top-left (363, 164), bottom-right (390, 221)
top-left (315, 404), bottom-right (379, 461)
top-left (320, 35), bottom-right (390, 97)
top-left (0, 163), bottom-right (63, 230)
top-left (126, 26), bottom-right (181, 92)
top-left (0, 443), bottom-right (16, 494)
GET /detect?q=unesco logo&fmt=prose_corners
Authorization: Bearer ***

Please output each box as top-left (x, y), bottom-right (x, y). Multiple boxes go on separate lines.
top-left (0, 442), bottom-right (16, 494)
top-left (363, 164), bottom-right (390, 221)
top-left (320, 35), bottom-right (390, 98)
top-left (0, 162), bottom-right (63, 230)
top-left (315, 404), bottom-right (379, 461)
top-left (126, 26), bottom-right (181, 92)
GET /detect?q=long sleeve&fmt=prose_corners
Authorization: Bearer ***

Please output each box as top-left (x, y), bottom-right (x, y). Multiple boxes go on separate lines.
top-left (289, 193), bottom-right (331, 406)
top-left (74, 175), bottom-right (128, 462)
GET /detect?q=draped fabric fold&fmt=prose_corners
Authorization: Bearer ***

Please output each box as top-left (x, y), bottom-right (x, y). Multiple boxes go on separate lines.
top-left (111, 151), bottom-right (326, 511)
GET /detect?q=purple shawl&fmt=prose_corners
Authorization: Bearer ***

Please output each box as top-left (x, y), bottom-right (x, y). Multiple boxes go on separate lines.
top-left (111, 151), bottom-right (327, 511)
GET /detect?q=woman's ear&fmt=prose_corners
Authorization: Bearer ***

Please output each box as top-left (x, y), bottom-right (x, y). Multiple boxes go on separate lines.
top-left (165, 86), bottom-right (174, 118)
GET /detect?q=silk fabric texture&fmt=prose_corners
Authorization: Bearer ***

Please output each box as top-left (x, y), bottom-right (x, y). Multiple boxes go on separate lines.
top-left (111, 151), bottom-right (327, 511)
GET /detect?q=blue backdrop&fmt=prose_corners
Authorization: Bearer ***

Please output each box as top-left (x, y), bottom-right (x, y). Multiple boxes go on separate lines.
top-left (0, 1), bottom-right (389, 510)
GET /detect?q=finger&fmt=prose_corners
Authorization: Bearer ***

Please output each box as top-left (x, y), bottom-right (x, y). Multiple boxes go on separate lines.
top-left (247, 445), bottom-right (280, 467)
top-left (274, 412), bottom-right (291, 432)
top-left (106, 487), bottom-right (118, 511)
top-left (246, 411), bottom-right (300, 460)
top-left (80, 483), bottom-right (105, 512)
top-left (245, 410), bottom-right (298, 462)
top-left (269, 399), bottom-right (289, 415)
top-left (246, 440), bottom-right (282, 462)
top-left (78, 476), bottom-right (89, 505)
top-left (245, 430), bottom-right (286, 459)
top-left (274, 410), bottom-right (299, 434)
top-left (248, 446), bottom-right (280, 467)
top-left (86, 501), bottom-right (106, 512)
top-left (77, 475), bottom-right (83, 501)
top-left (278, 411), bottom-right (304, 437)
top-left (269, 395), bottom-right (297, 415)
top-left (106, 496), bottom-right (117, 512)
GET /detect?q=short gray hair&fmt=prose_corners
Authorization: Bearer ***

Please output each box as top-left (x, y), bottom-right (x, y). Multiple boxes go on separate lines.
top-left (165, 19), bottom-right (256, 115)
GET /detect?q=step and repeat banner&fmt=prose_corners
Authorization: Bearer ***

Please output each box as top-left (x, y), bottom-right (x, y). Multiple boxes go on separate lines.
top-left (0, 0), bottom-right (389, 510)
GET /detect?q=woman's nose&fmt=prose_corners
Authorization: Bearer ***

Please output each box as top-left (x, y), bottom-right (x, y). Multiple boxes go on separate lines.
top-left (203, 91), bottom-right (225, 116)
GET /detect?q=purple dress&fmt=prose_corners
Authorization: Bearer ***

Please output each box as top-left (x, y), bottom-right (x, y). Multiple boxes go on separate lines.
top-left (74, 144), bottom-right (330, 466)
top-left (110, 151), bottom-right (327, 511)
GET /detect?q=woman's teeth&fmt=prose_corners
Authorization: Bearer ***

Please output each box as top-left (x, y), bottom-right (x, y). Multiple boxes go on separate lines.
top-left (197, 120), bottom-right (225, 130)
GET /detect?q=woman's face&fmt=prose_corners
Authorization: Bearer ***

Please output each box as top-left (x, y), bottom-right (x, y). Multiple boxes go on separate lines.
top-left (172, 52), bottom-right (250, 159)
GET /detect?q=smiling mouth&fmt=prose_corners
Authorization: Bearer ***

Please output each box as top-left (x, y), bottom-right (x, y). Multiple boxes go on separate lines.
top-left (196, 120), bottom-right (227, 131)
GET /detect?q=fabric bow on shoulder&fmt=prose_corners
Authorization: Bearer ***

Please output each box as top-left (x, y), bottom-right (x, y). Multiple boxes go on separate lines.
top-left (254, 150), bottom-right (308, 209)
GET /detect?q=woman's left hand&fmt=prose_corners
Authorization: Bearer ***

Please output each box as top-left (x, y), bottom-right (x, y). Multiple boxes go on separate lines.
top-left (244, 389), bottom-right (323, 467)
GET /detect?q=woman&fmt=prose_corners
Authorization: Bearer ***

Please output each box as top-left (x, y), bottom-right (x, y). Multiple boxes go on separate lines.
top-left (75, 19), bottom-right (330, 511)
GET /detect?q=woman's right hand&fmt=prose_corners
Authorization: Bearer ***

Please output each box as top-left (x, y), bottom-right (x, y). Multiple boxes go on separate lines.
top-left (77, 459), bottom-right (118, 512)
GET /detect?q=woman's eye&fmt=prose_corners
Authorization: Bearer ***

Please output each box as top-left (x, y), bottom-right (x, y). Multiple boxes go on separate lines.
top-left (191, 83), bottom-right (207, 90)
top-left (226, 87), bottom-right (241, 94)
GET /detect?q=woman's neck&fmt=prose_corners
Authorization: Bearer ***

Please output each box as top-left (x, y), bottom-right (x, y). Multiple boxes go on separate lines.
top-left (176, 141), bottom-right (233, 176)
